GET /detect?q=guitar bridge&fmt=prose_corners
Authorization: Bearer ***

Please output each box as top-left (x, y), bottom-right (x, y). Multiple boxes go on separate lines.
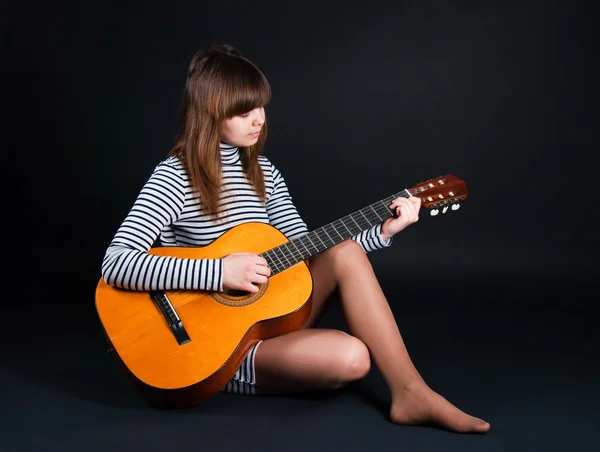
top-left (150, 290), bottom-right (191, 346)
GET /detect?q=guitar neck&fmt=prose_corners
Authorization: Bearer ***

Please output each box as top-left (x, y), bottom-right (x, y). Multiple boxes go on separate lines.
top-left (261, 189), bottom-right (410, 276)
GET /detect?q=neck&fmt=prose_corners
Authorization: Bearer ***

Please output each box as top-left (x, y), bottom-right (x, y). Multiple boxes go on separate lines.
top-left (219, 142), bottom-right (239, 165)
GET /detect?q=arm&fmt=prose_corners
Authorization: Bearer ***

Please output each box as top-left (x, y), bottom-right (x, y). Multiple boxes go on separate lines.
top-left (264, 163), bottom-right (309, 239)
top-left (350, 223), bottom-right (392, 253)
top-left (264, 160), bottom-right (392, 253)
top-left (100, 161), bottom-right (223, 292)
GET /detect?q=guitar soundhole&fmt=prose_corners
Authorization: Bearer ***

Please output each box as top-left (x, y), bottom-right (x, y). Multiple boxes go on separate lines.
top-left (212, 281), bottom-right (269, 307)
top-left (223, 288), bottom-right (251, 297)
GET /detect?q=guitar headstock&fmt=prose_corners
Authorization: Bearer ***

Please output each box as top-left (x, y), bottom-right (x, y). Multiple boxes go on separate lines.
top-left (408, 175), bottom-right (468, 216)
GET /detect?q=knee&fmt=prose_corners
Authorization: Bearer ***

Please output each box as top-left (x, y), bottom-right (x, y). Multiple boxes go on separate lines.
top-left (331, 240), bottom-right (370, 273)
top-left (337, 336), bottom-right (371, 385)
top-left (336, 239), bottom-right (364, 256)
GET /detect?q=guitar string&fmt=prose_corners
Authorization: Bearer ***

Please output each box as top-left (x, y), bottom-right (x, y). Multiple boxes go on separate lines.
top-left (168, 183), bottom-right (462, 295)
top-left (175, 192), bottom-right (403, 296)
top-left (177, 187), bottom-right (445, 294)
top-left (266, 181), bottom-right (465, 273)
top-left (262, 190), bottom-right (411, 274)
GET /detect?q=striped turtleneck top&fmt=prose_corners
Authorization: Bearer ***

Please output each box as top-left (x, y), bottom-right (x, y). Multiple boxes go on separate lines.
top-left (101, 142), bottom-right (392, 292)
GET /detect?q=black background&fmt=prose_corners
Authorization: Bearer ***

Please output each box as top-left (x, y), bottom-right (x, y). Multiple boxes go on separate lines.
top-left (3, 1), bottom-right (598, 451)
top-left (6, 0), bottom-right (597, 289)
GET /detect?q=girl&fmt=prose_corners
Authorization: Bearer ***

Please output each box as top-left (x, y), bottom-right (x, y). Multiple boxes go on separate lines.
top-left (101, 44), bottom-right (490, 434)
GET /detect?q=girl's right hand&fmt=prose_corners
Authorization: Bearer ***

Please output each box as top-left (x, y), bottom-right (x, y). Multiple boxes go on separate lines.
top-left (222, 253), bottom-right (271, 292)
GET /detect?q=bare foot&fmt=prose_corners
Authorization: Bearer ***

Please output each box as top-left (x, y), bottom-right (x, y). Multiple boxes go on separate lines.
top-left (390, 384), bottom-right (490, 434)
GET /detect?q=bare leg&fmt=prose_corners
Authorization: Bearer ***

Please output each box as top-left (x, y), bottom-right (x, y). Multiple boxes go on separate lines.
top-left (256, 240), bottom-right (490, 433)
top-left (255, 328), bottom-right (371, 394)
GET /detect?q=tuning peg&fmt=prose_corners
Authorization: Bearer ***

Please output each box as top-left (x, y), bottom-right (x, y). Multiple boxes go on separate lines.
top-left (430, 208), bottom-right (439, 216)
top-left (451, 203), bottom-right (460, 211)
top-left (442, 206), bottom-right (449, 214)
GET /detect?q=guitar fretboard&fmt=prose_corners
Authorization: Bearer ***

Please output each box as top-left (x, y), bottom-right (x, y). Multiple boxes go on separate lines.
top-left (261, 189), bottom-right (409, 275)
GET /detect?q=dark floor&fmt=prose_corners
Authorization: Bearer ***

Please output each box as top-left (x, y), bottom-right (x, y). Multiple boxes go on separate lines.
top-left (3, 273), bottom-right (599, 452)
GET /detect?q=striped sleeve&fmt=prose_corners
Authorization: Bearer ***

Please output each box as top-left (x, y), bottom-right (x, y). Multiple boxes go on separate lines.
top-left (101, 161), bottom-right (223, 292)
top-left (265, 160), bottom-right (391, 253)
top-left (264, 163), bottom-right (309, 240)
top-left (350, 223), bottom-right (393, 253)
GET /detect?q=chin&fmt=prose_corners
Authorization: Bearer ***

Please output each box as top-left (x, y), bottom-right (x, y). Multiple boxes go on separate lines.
top-left (245, 137), bottom-right (260, 147)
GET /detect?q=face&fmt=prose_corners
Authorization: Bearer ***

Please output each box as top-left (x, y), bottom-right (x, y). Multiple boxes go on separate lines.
top-left (219, 107), bottom-right (265, 147)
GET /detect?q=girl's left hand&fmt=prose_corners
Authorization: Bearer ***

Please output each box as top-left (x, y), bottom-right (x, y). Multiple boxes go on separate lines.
top-left (381, 196), bottom-right (422, 241)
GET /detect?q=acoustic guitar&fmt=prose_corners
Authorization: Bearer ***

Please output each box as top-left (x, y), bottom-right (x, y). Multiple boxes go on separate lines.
top-left (95, 174), bottom-right (467, 408)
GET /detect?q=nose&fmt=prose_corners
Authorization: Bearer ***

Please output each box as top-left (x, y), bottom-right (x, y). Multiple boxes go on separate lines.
top-left (252, 108), bottom-right (265, 126)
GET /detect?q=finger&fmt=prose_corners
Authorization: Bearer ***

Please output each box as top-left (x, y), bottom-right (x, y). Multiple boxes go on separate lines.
top-left (245, 282), bottom-right (259, 293)
top-left (396, 203), bottom-right (417, 222)
top-left (392, 197), bottom-right (416, 208)
top-left (255, 264), bottom-right (271, 277)
top-left (247, 272), bottom-right (268, 287)
top-left (403, 197), bottom-right (420, 214)
top-left (255, 256), bottom-right (269, 266)
top-left (391, 198), bottom-right (410, 211)
top-left (390, 197), bottom-right (407, 206)
top-left (252, 273), bottom-right (269, 284)
top-left (403, 201), bottom-right (418, 218)
top-left (389, 198), bottom-right (409, 213)
top-left (409, 196), bottom-right (422, 208)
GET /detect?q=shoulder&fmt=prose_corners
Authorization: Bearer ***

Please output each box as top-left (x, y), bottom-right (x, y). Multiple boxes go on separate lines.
top-left (151, 156), bottom-right (187, 180)
top-left (155, 155), bottom-right (185, 172)
top-left (258, 155), bottom-right (284, 179)
top-left (258, 154), bottom-right (274, 169)
top-left (258, 155), bottom-right (276, 178)
top-left (142, 156), bottom-right (189, 197)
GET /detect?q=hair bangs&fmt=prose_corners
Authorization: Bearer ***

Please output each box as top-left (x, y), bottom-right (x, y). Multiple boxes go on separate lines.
top-left (219, 61), bottom-right (271, 119)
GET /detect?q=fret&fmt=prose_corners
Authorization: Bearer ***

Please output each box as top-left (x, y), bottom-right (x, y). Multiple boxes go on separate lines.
top-left (319, 226), bottom-right (335, 244)
top-left (260, 251), bottom-right (273, 270)
top-left (333, 219), bottom-right (349, 237)
top-left (301, 234), bottom-right (320, 255)
top-left (275, 245), bottom-right (288, 267)
top-left (324, 223), bottom-right (345, 242)
top-left (263, 191), bottom-right (404, 275)
top-left (320, 228), bottom-right (336, 247)
top-left (273, 246), bottom-right (291, 266)
top-left (263, 252), bottom-right (280, 273)
top-left (348, 213), bottom-right (364, 232)
top-left (288, 239), bottom-right (308, 260)
top-left (340, 220), bottom-right (354, 237)
top-left (284, 241), bottom-right (303, 261)
top-left (339, 217), bottom-right (357, 236)
top-left (357, 209), bottom-right (372, 228)
top-left (311, 230), bottom-right (328, 250)
top-left (376, 200), bottom-right (393, 218)
top-left (294, 235), bottom-right (312, 256)
top-left (266, 249), bottom-right (284, 269)
top-left (369, 205), bottom-right (384, 222)
top-left (361, 209), bottom-right (379, 226)
top-left (287, 242), bottom-right (303, 262)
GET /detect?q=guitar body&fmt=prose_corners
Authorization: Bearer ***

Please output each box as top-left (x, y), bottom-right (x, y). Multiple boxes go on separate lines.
top-left (95, 222), bottom-right (313, 408)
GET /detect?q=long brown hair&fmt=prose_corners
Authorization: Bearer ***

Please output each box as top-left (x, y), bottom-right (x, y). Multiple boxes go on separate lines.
top-left (168, 44), bottom-right (271, 219)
